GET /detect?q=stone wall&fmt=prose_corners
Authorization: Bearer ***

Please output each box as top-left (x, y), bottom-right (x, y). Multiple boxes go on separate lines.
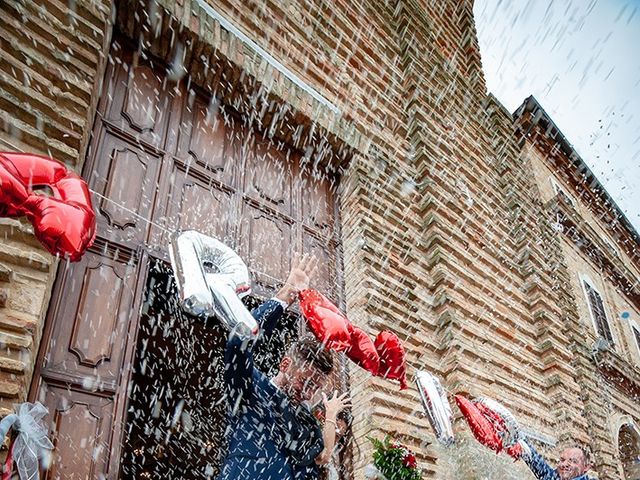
top-left (1, 0), bottom-right (639, 478)
top-left (0, 0), bottom-right (112, 417)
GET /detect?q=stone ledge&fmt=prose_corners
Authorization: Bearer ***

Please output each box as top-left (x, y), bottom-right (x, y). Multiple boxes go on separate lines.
top-left (0, 243), bottom-right (51, 272)
top-left (0, 357), bottom-right (25, 375)
top-left (0, 311), bottom-right (38, 335)
top-left (0, 381), bottom-right (20, 399)
top-left (0, 331), bottom-right (32, 350)
top-left (0, 263), bottom-right (12, 283)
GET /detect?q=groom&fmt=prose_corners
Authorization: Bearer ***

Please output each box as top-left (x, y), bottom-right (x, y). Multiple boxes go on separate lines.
top-left (217, 255), bottom-right (335, 480)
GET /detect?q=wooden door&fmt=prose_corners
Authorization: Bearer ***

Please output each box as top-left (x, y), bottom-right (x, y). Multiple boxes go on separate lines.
top-left (28, 38), bottom-right (174, 479)
top-left (29, 37), bottom-right (342, 479)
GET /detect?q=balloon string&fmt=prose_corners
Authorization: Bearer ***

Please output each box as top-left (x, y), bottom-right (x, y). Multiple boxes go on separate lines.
top-left (88, 189), bottom-right (287, 286)
top-left (89, 189), bottom-right (175, 235)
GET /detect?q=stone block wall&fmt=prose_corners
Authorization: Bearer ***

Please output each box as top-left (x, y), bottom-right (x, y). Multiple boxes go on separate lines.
top-left (1, 0), bottom-right (638, 478)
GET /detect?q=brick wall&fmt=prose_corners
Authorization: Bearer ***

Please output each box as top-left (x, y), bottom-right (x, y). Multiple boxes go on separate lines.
top-left (525, 129), bottom-right (640, 478)
top-left (1, 0), bottom-right (639, 478)
top-left (0, 0), bottom-right (112, 415)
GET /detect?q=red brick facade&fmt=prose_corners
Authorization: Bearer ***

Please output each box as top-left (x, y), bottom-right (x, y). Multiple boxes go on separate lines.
top-left (1, 1), bottom-right (638, 478)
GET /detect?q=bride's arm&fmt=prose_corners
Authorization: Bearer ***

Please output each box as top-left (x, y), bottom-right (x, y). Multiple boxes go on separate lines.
top-left (316, 392), bottom-right (351, 465)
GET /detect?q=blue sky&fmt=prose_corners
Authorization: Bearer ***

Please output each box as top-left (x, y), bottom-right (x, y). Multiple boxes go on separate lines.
top-left (474, 0), bottom-right (640, 233)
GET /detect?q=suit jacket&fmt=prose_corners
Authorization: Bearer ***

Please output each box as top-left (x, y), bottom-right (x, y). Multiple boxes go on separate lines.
top-left (217, 299), bottom-right (323, 480)
top-left (522, 441), bottom-right (594, 480)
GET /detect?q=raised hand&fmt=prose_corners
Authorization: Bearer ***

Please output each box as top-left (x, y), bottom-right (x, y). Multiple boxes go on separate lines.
top-left (276, 254), bottom-right (318, 305)
top-left (322, 391), bottom-right (352, 419)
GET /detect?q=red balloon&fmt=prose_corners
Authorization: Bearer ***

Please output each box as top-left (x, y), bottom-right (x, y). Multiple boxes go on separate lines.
top-left (298, 289), bottom-right (351, 351)
top-left (455, 395), bottom-right (502, 452)
top-left (0, 152), bottom-right (96, 261)
top-left (505, 442), bottom-right (523, 460)
top-left (455, 394), bottom-right (522, 454)
top-left (374, 331), bottom-right (408, 389)
top-left (346, 325), bottom-right (380, 375)
top-left (0, 161), bottom-right (30, 217)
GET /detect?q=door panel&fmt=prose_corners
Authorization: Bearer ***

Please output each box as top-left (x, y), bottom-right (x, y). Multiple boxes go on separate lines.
top-left (238, 201), bottom-right (293, 293)
top-left (300, 169), bottom-right (336, 238)
top-left (91, 131), bottom-right (162, 246)
top-left (176, 96), bottom-right (240, 186)
top-left (304, 230), bottom-right (339, 302)
top-left (102, 48), bottom-right (171, 147)
top-left (41, 383), bottom-right (114, 480)
top-left (161, 159), bottom-right (237, 245)
top-left (41, 250), bottom-right (137, 391)
top-left (244, 134), bottom-right (294, 216)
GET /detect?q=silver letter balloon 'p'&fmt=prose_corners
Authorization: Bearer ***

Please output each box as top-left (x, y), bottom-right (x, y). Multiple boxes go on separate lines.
top-left (169, 230), bottom-right (259, 340)
top-left (416, 370), bottom-right (455, 445)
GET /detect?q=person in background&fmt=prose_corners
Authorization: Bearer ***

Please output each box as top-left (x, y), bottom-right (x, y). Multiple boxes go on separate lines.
top-left (325, 409), bottom-right (355, 480)
top-left (519, 441), bottom-right (594, 480)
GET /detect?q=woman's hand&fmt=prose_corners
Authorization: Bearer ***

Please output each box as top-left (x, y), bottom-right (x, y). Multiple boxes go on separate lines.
top-left (275, 254), bottom-right (318, 306)
top-left (316, 391), bottom-right (352, 465)
top-left (322, 391), bottom-right (352, 420)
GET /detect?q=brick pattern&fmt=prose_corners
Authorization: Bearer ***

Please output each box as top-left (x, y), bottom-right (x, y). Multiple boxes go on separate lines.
top-left (0, 0), bottom-right (112, 410)
top-left (521, 144), bottom-right (639, 476)
top-left (1, 0), bottom-right (639, 478)
top-left (0, 218), bottom-right (53, 414)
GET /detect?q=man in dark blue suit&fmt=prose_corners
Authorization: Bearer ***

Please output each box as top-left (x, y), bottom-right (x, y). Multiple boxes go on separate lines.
top-left (520, 441), bottom-right (594, 480)
top-left (217, 255), bottom-right (349, 480)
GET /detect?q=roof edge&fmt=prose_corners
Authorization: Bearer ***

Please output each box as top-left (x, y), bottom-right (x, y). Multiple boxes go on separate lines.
top-left (513, 95), bottom-right (640, 248)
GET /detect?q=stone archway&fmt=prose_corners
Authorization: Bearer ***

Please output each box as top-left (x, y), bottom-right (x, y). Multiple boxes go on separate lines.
top-left (619, 422), bottom-right (640, 480)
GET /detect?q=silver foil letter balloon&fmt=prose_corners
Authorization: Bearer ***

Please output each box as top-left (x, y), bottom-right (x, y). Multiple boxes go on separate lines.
top-left (169, 230), bottom-right (259, 340)
top-left (475, 397), bottom-right (521, 448)
top-left (415, 370), bottom-right (455, 445)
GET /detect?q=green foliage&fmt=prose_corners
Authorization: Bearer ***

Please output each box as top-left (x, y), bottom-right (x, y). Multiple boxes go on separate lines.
top-left (367, 436), bottom-right (422, 480)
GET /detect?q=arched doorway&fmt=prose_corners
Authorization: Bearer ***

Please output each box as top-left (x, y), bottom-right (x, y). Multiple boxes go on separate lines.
top-left (619, 422), bottom-right (640, 480)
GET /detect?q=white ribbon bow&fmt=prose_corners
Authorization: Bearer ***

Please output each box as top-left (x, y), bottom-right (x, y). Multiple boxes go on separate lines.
top-left (0, 402), bottom-right (54, 480)
top-left (364, 464), bottom-right (389, 480)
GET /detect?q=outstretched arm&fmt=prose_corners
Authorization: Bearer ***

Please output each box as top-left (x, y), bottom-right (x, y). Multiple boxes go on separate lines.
top-left (521, 441), bottom-right (560, 480)
top-left (274, 254), bottom-right (318, 308)
top-left (256, 253), bottom-right (318, 339)
top-left (224, 254), bottom-right (318, 412)
top-left (224, 299), bottom-right (285, 413)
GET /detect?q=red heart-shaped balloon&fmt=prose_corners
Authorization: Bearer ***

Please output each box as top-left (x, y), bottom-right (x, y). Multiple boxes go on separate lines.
top-left (299, 289), bottom-right (351, 351)
top-left (0, 152), bottom-right (96, 261)
top-left (25, 196), bottom-right (97, 262)
top-left (374, 331), bottom-right (408, 389)
top-left (455, 395), bottom-right (503, 452)
top-left (0, 160), bottom-right (32, 216)
top-left (346, 325), bottom-right (380, 375)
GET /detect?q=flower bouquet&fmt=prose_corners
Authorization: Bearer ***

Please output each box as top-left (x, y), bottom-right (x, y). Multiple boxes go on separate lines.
top-left (365, 436), bottom-right (421, 480)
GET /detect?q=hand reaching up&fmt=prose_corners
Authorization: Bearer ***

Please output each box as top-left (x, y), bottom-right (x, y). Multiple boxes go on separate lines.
top-left (276, 254), bottom-right (318, 306)
top-left (322, 391), bottom-right (352, 420)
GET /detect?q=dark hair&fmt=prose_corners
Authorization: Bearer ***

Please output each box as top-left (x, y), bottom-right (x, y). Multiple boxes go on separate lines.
top-left (336, 409), bottom-right (353, 450)
top-left (335, 409), bottom-right (361, 475)
top-left (287, 336), bottom-right (333, 374)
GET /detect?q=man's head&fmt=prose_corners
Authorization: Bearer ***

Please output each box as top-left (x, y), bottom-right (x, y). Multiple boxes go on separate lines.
top-left (557, 446), bottom-right (591, 480)
top-left (275, 336), bottom-right (333, 403)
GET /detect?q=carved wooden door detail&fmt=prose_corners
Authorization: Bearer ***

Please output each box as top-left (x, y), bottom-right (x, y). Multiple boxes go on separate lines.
top-left (29, 37), bottom-right (342, 479)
